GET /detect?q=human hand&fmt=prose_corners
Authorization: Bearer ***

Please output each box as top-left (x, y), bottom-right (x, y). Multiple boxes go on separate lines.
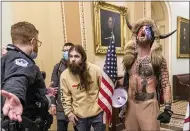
top-left (68, 114), bottom-right (78, 126)
top-left (119, 105), bottom-right (126, 118)
top-left (0, 90), bottom-right (23, 122)
top-left (47, 87), bottom-right (58, 96)
top-left (50, 105), bottom-right (56, 115)
top-left (47, 82), bottom-right (58, 96)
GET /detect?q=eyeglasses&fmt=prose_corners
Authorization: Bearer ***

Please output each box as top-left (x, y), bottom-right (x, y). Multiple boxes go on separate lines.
top-left (29, 38), bottom-right (42, 47)
top-left (35, 39), bottom-right (42, 47)
top-left (62, 50), bottom-right (69, 52)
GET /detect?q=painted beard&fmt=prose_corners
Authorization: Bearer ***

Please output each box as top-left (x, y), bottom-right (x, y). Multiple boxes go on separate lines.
top-left (69, 63), bottom-right (82, 75)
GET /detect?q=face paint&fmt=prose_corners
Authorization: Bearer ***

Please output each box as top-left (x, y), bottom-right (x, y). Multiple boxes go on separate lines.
top-left (144, 25), bottom-right (152, 40)
top-left (137, 25), bottom-right (153, 41)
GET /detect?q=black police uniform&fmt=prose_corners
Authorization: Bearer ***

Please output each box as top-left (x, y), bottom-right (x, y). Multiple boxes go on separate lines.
top-left (1, 44), bottom-right (52, 131)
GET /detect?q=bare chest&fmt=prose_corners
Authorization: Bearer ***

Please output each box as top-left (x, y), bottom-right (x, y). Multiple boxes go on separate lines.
top-left (129, 55), bottom-right (154, 78)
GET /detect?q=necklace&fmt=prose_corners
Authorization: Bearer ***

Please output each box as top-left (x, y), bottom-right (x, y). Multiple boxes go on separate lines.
top-left (136, 53), bottom-right (152, 93)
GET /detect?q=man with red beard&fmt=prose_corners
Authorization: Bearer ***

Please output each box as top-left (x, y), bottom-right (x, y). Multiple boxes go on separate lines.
top-left (120, 18), bottom-right (176, 130)
top-left (60, 45), bottom-right (105, 131)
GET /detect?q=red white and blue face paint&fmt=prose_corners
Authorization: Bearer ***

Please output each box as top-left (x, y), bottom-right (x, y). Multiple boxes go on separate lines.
top-left (137, 25), bottom-right (152, 41)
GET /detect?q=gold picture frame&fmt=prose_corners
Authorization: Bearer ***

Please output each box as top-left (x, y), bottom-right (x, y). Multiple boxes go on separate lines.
top-left (93, 2), bottom-right (128, 55)
top-left (177, 16), bottom-right (190, 58)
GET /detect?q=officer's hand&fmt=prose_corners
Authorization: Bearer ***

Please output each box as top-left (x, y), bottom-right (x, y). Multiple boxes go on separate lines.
top-left (47, 87), bottom-right (58, 96)
top-left (0, 90), bottom-right (23, 122)
top-left (68, 114), bottom-right (78, 126)
top-left (47, 81), bottom-right (58, 96)
top-left (50, 105), bottom-right (56, 115)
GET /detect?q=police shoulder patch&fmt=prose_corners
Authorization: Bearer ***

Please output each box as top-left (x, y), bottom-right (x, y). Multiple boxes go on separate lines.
top-left (15, 58), bottom-right (29, 67)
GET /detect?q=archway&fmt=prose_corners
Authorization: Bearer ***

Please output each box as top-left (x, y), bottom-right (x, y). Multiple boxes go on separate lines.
top-left (151, 1), bottom-right (170, 66)
top-left (151, 1), bottom-right (173, 89)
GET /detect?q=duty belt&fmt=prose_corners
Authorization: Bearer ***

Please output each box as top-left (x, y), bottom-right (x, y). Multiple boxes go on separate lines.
top-left (1, 116), bottom-right (47, 131)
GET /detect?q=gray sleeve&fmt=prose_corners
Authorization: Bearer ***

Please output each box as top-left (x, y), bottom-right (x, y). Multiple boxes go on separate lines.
top-left (51, 64), bottom-right (59, 105)
top-left (51, 64), bottom-right (59, 87)
top-left (3, 76), bottom-right (28, 105)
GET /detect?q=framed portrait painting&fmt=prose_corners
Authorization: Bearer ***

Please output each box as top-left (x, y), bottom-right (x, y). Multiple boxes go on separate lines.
top-left (177, 16), bottom-right (190, 58)
top-left (93, 2), bottom-right (128, 55)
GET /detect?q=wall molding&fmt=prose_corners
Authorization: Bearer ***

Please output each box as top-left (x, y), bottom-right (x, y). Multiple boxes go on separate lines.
top-left (79, 2), bottom-right (87, 51)
top-left (164, 1), bottom-right (173, 99)
top-left (143, 1), bottom-right (146, 17)
top-left (61, 2), bottom-right (67, 43)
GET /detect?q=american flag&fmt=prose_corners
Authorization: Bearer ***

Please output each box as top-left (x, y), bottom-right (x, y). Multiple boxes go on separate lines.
top-left (183, 101), bottom-right (190, 131)
top-left (98, 34), bottom-right (117, 123)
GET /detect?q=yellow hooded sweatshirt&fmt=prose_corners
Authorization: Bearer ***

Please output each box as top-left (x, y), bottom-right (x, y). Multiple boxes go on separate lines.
top-left (60, 62), bottom-right (102, 118)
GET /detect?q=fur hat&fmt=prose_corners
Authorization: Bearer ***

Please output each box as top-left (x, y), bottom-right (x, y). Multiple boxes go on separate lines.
top-left (123, 17), bottom-right (176, 72)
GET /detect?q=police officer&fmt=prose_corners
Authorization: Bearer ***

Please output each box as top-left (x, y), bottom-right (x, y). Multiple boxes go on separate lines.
top-left (1, 21), bottom-right (55, 131)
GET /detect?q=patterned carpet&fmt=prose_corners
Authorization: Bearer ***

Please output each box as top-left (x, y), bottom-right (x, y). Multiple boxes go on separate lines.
top-left (160, 100), bottom-right (188, 131)
top-left (160, 100), bottom-right (188, 116)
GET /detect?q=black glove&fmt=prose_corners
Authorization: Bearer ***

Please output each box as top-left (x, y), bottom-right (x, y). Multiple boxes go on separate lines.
top-left (157, 108), bottom-right (173, 123)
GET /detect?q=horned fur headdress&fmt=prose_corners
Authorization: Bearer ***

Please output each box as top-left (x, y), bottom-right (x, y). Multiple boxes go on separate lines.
top-left (123, 17), bottom-right (176, 72)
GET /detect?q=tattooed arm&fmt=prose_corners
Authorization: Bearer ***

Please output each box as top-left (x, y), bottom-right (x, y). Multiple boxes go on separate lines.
top-left (160, 57), bottom-right (172, 109)
top-left (157, 58), bottom-right (173, 123)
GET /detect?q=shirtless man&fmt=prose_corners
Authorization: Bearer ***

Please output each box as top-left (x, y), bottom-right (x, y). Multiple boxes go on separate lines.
top-left (122, 17), bottom-right (176, 130)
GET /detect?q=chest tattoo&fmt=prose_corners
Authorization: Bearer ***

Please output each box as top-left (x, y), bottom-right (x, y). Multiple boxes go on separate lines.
top-left (132, 56), bottom-right (154, 93)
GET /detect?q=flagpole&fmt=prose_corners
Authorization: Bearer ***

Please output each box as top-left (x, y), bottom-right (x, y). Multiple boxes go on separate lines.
top-left (103, 111), bottom-right (109, 131)
top-left (106, 32), bottom-right (115, 131)
top-left (98, 28), bottom-right (117, 131)
top-left (106, 121), bottom-right (109, 131)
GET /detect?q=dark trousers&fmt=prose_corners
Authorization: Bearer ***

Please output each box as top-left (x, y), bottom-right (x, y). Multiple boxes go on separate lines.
top-left (76, 112), bottom-right (105, 131)
top-left (57, 120), bottom-right (78, 131)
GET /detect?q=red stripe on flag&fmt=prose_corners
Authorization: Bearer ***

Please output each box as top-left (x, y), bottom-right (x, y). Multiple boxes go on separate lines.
top-left (99, 87), bottom-right (112, 106)
top-left (98, 99), bottom-right (112, 120)
top-left (102, 76), bottom-right (114, 94)
top-left (184, 116), bottom-right (190, 123)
